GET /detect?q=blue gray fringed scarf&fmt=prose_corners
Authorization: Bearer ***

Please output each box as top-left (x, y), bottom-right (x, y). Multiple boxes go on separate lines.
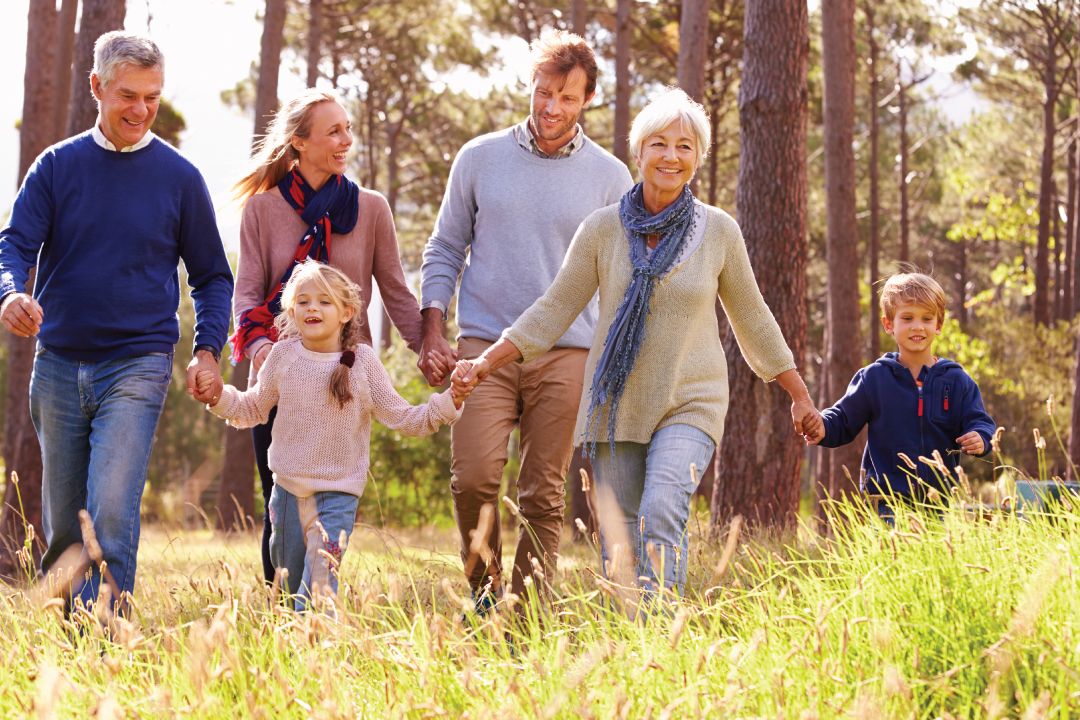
top-left (584, 182), bottom-right (697, 457)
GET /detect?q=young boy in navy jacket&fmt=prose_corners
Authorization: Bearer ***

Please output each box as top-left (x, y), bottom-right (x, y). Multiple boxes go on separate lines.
top-left (811, 273), bottom-right (996, 509)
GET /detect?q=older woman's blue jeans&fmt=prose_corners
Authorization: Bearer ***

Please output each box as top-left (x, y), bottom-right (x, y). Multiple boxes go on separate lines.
top-left (591, 424), bottom-right (714, 594)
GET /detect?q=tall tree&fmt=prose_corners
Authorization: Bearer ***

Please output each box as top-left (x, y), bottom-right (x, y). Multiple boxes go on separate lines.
top-left (66, 0), bottom-right (126, 137)
top-left (254, 0), bottom-right (288, 138)
top-left (962, 0), bottom-right (1077, 325)
top-left (1, 0), bottom-right (64, 579)
top-left (677, 0), bottom-right (709, 103)
top-left (712, 0), bottom-right (808, 529)
top-left (1071, 329), bottom-right (1080, 481)
top-left (613, 0), bottom-right (631, 164)
top-left (820, 0), bottom-right (862, 500)
top-left (217, 361), bottom-right (254, 531)
top-left (306, 0), bottom-right (322, 87)
top-left (864, 0), bottom-right (882, 359)
top-left (52, 0), bottom-right (78, 142)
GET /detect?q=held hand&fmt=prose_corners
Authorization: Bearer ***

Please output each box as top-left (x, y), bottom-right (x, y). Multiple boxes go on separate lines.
top-left (419, 333), bottom-right (457, 386)
top-left (454, 356), bottom-right (491, 388)
top-left (790, 397), bottom-right (821, 440)
top-left (195, 369), bottom-right (217, 396)
top-left (956, 431), bottom-right (985, 455)
top-left (803, 410), bottom-right (825, 446)
top-left (187, 351), bottom-right (222, 405)
top-left (0, 293), bottom-right (43, 338)
top-left (417, 310), bottom-right (457, 386)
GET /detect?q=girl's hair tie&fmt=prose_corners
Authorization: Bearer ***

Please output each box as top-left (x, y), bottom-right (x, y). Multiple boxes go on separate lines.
top-left (340, 350), bottom-right (355, 368)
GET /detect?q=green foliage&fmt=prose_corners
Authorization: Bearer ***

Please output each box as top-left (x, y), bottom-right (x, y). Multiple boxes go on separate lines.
top-left (363, 342), bottom-right (454, 528)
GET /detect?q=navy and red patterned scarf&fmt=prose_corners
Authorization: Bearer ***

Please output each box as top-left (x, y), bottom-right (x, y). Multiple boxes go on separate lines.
top-left (229, 169), bottom-right (360, 361)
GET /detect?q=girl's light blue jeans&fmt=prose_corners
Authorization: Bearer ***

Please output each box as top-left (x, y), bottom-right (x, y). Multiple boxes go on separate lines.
top-left (268, 485), bottom-right (358, 611)
top-left (592, 424), bottom-right (714, 595)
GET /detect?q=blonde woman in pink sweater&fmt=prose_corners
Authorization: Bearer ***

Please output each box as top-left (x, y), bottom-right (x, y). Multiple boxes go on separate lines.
top-left (201, 261), bottom-right (465, 610)
top-left (230, 88), bottom-right (458, 584)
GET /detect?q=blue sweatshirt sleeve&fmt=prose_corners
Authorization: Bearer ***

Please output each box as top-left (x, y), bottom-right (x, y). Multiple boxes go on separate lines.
top-left (420, 145), bottom-right (475, 312)
top-left (178, 169), bottom-right (233, 355)
top-left (820, 368), bottom-right (874, 448)
top-left (958, 373), bottom-right (996, 456)
top-left (0, 151), bottom-right (54, 300)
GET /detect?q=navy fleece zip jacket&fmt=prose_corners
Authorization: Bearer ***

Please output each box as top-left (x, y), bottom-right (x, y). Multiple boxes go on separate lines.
top-left (819, 352), bottom-right (996, 495)
top-left (0, 132), bottom-right (233, 361)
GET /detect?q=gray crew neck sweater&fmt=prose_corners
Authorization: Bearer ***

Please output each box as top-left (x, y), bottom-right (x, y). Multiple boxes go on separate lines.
top-left (421, 127), bottom-right (633, 348)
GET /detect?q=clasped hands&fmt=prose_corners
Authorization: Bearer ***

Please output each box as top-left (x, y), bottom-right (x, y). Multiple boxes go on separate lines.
top-left (449, 356), bottom-right (489, 408)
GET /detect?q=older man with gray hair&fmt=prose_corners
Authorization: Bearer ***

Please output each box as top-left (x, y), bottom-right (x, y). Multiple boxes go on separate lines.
top-left (0, 31), bottom-right (233, 611)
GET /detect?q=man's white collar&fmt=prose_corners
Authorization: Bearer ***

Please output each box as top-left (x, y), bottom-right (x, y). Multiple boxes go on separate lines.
top-left (92, 123), bottom-right (156, 152)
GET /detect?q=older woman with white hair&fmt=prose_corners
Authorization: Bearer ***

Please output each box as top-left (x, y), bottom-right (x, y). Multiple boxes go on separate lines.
top-left (454, 88), bottom-right (821, 595)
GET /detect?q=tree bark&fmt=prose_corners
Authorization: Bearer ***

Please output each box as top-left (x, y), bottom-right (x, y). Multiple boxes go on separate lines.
top-left (254, 0), bottom-right (288, 139)
top-left (1070, 328), bottom-right (1080, 481)
top-left (677, 0), bottom-right (710, 103)
top-left (820, 0), bottom-right (862, 500)
top-left (1064, 136), bottom-right (1076, 319)
top-left (613, 0), bottom-right (631, 165)
top-left (711, 0), bottom-right (808, 530)
top-left (306, 0), bottom-right (322, 88)
top-left (1, 0), bottom-right (62, 580)
top-left (955, 236), bottom-right (969, 328)
top-left (1033, 35), bottom-right (1058, 326)
top-left (897, 63), bottom-right (910, 265)
top-left (217, 360), bottom-right (255, 531)
top-left (66, 0), bottom-right (126, 138)
top-left (864, 0), bottom-right (881, 359)
top-left (52, 0), bottom-right (78, 142)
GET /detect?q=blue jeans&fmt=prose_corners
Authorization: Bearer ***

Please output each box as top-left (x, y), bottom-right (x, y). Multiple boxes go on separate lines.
top-left (268, 485), bottom-right (358, 611)
top-left (31, 347), bottom-right (172, 609)
top-left (592, 424), bottom-right (715, 594)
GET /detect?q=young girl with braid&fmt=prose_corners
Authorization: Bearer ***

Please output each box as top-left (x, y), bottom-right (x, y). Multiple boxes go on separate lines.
top-left (199, 261), bottom-right (467, 610)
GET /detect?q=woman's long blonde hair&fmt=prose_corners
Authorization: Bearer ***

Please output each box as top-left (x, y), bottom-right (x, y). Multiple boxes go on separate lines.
top-left (275, 260), bottom-right (365, 408)
top-left (233, 88), bottom-right (343, 203)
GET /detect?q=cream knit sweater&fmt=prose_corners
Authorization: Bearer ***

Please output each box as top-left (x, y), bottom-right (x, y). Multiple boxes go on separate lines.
top-left (209, 339), bottom-right (459, 497)
top-left (503, 201), bottom-right (796, 446)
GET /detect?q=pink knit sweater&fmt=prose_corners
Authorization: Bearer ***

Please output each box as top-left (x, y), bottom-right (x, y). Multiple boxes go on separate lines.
top-left (209, 339), bottom-right (459, 498)
top-left (234, 188), bottom-right (424, 359)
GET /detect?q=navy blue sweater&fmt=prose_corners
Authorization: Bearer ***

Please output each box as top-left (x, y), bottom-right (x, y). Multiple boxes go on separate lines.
top-left (819, 353), bottom-right (996, 496)
top-left (0, 132), bottom-right (233, 361)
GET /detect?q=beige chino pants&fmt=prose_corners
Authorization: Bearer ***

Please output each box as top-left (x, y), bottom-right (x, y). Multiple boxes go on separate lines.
top-left (451, 336), bottom-right (586, 599)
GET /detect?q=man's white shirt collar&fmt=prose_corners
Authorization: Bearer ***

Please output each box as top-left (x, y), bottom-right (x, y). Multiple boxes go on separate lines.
top-left (92, 124), bottom-right (156, 152)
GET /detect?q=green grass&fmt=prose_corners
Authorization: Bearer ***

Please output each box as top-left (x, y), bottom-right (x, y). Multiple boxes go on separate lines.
top-left (3, 498), bottom-right (1080, 718)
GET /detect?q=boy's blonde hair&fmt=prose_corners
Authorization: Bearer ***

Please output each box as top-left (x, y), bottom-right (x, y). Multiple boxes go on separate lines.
top-left (275, 260), bottom-right (365, 408)
top-left (879, 272), bottom-right (947, 327)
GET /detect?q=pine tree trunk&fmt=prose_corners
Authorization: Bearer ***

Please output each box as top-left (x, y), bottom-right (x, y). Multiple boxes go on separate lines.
top-left (254, 0), bottom-right (288, 139)
top-left (865, 0), bottom-right (881, 359)
top-left (306, 0), bottom-right (322, 88)
top-left (897, 67), bottom-right (910, 264)
top-left (677, 0), bottom-right (709, 103)
top-left (51, 0), bottom-right (78, 142)
top-left (1070, 329), bottom-right (1080, 481)
top-left (217, 360), bottom-right (255, 531)
top-left (1034, 44), bottom-right (1057, 326)
top-left (1064, 137), bottom-right (1076, 319)
top-left (613, 0), bottom-right (631, 164)
top-left (955, 236), bottom-right (969, 328)
top-left (0, 0), bottom-right (63, 580)
top-left (711, 0), bottom-right (808, 530)
top-left (820, 0), bottom-right (862, 501)
top-left (66, 0), bottom-right (126, 137)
